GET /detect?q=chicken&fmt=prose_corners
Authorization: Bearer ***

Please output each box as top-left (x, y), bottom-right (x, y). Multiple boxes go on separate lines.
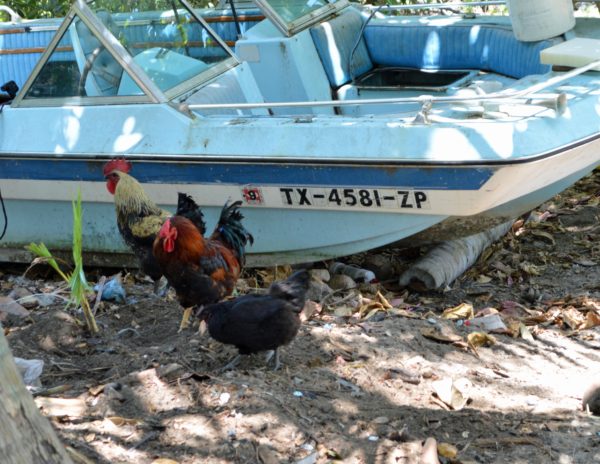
top-left (153, 199), bottom-right (254, 330)
top-left (103, 158), bottom-right (206, 294)
top-left (197, 269), bottom-right (310, 371)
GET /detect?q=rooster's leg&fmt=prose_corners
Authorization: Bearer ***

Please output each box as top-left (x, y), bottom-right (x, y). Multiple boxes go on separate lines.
top-left (264, 350), bottom-right (275, 364)
top-left (178, 307), bottom-right (193, 332)
top-left (264, 349), bottom-right (281, 371)
top-left (220, 354), bottom-right (241, 372)
top-left (153, 276), bottom-right (169, 297)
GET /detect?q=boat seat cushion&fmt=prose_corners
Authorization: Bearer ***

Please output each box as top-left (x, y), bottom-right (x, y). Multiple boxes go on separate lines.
top-left (310, 8), bottom-right (373, 88)
top-left (364, 20), bottom-right (562, 79)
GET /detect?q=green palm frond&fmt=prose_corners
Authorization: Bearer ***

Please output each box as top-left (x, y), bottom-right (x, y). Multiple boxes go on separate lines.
top-left (26, 188), bottom-right (98, 333)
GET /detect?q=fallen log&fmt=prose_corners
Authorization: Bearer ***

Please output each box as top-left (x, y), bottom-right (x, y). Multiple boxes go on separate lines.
top-left (399, 220), bottom-right (514, 291)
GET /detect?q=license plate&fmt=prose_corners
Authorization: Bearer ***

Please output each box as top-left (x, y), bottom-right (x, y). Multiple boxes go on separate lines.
top-left (278, 187), bottom-right (429, 210)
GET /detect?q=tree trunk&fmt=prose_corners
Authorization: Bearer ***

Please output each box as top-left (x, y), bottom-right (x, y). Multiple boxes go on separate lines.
top-left (0, 329), bottom-right (74, 464)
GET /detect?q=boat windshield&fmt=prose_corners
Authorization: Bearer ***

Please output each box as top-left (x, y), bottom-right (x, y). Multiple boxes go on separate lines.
top-left (22, 0), bottom-right (236, 102)
top-left (254, 0), bottom-right (347, 36)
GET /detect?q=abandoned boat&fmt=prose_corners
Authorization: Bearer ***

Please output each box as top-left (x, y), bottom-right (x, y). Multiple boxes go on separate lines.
top-left (0, 0), bottom-right (599, 266)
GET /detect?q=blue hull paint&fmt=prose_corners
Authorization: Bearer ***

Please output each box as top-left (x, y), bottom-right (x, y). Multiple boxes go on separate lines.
top-left (0, 158), bottom-right (493, 190)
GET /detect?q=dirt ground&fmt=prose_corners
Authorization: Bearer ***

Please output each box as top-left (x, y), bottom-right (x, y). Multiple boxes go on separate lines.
top-left (1, 170), bottom-right (600, 464)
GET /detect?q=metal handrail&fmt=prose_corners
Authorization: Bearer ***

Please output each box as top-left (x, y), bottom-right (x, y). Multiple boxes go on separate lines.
top-left (361, 1), bottom-right (600, 12)
top-left (361, 1), bottom-right (507, 12)
top-left (184, 59), bottom-right (600, 113)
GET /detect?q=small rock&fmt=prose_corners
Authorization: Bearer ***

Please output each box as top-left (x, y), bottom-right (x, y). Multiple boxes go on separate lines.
top-left (9, 287), bottom-right (38, 309)
top-left (307, 279), bottom-right (332, 301)
top-left (0, 296), bottom-right (30, 317)
top-left (257, 445), bottom-right (279, 464)
top-left (373, 416), bottom-right (390, 424)
top-left (329, 274), bottom-right (357, 290)
top-left (156, 363), bottom-right (185, 382)
top-left (104, 383), bottom-right (125, 402)
top-left (310, 269), bottom-right (330, 282)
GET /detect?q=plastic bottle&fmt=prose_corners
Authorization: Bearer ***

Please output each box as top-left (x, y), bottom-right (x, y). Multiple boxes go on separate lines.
top-left (329, 262), bottom-right (377, 283)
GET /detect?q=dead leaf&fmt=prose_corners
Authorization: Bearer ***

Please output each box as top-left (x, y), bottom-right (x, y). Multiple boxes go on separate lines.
top-left (362, 307), bottom-right (383, 321)
top-left (492, 261), bottom-right (513, 274)
top-left (300, 300), bottom-right (321, 321)
top-left (151, 460), bottom-right (179, 464)
top-left (530, 229), bottom-right (556, 245)
top-left (437, 442), bottom-right (458, 459)
top-left (256, 265), bottom-right (293, 287)
top-left (519, 262), bottom-right (541, 276)
top-left (476, 274), bottom-right (493, 284)
top-left (517, 323), bottom-right (534, 341)
top-left (583, 311), bottom-right (600, 329)
top-left (107, 416), bottom-right (140, 426)
top-left (432, 377), bottom-right (472, 410)
top-left (561, 307), bottom-right (587, 330)
top-left (257, 445), bottom-right (279, 464)
top-left (389, 308), bottom-right (422, 318)
top-left (467, 332), bottom-right (496, 349)
top-left (375, 291), bottom-right (393, 309)
top-left (442, 303), bottom-right (474, 320)
top-left (88, 384), bottom-right (106, 396)
top-left (421, 326), bottom-right (463, 344)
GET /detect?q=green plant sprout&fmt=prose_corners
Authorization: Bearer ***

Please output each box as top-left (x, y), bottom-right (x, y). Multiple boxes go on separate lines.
top-left (26, 189), bottom-right (99, 334)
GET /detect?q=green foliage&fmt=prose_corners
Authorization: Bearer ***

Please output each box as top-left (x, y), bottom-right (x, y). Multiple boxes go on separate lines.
top-left (1, 0), bottom-right (215, 20)
top-left (2, 1), bottom-right (71, 20)
top-left (26, 190), bottom-right (91, 309)
top-left (68, 189), bottom-right (93, 311)
top-left (25, 242), bottom-right (70, 282)
top-left (26, 188), bottom-right (98, 333)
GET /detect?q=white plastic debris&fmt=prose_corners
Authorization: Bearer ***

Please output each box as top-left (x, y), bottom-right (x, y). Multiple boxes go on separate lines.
top-left (464, 314), bottom-right (507, 332)
top-left (329, 262), bottom-right (376, 283)
top-left (218, 392), bottom-right (231, 406)
top-left (14, 357), bottom-right (44, 387)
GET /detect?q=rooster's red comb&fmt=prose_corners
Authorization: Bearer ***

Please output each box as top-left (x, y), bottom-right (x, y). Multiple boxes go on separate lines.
top-left (103, 157), bottom-right (132, 176)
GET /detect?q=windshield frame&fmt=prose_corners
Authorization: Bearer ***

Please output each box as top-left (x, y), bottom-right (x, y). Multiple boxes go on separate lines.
top-left (13, 0), bottom-right (240, 108)
top-left (253, 0), bottom-right (348, 37)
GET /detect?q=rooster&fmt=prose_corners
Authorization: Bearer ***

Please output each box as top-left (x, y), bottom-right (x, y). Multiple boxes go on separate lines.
top-left (103, 158), bottom-right (206, 294)
top-left (153, 200), bottom-right (254, 331)
top-left (197, 269), bottom-right (310, 371)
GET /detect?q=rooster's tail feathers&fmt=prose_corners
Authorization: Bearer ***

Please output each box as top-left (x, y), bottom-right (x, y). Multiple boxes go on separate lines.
top-left (268, 269), bottom-right (310, 313)
top-left (214, 201), bottom-right (254, 262)
top-left (176, 193), bottom-right (207, 235)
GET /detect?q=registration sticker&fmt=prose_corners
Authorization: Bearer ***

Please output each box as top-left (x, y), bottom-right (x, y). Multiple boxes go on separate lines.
top-left (242, 186), bottom-right (264, 205)
top-left (278, 187), bottom-right (429, 210)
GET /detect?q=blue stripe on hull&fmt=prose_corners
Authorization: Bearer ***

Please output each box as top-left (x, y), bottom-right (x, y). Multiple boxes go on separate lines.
top-left (0, 158), bottom-right (494, 190)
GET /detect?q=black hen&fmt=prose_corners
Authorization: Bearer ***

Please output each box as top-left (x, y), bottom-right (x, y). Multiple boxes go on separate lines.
top-left (197, 269), bottom-right (310, 370)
